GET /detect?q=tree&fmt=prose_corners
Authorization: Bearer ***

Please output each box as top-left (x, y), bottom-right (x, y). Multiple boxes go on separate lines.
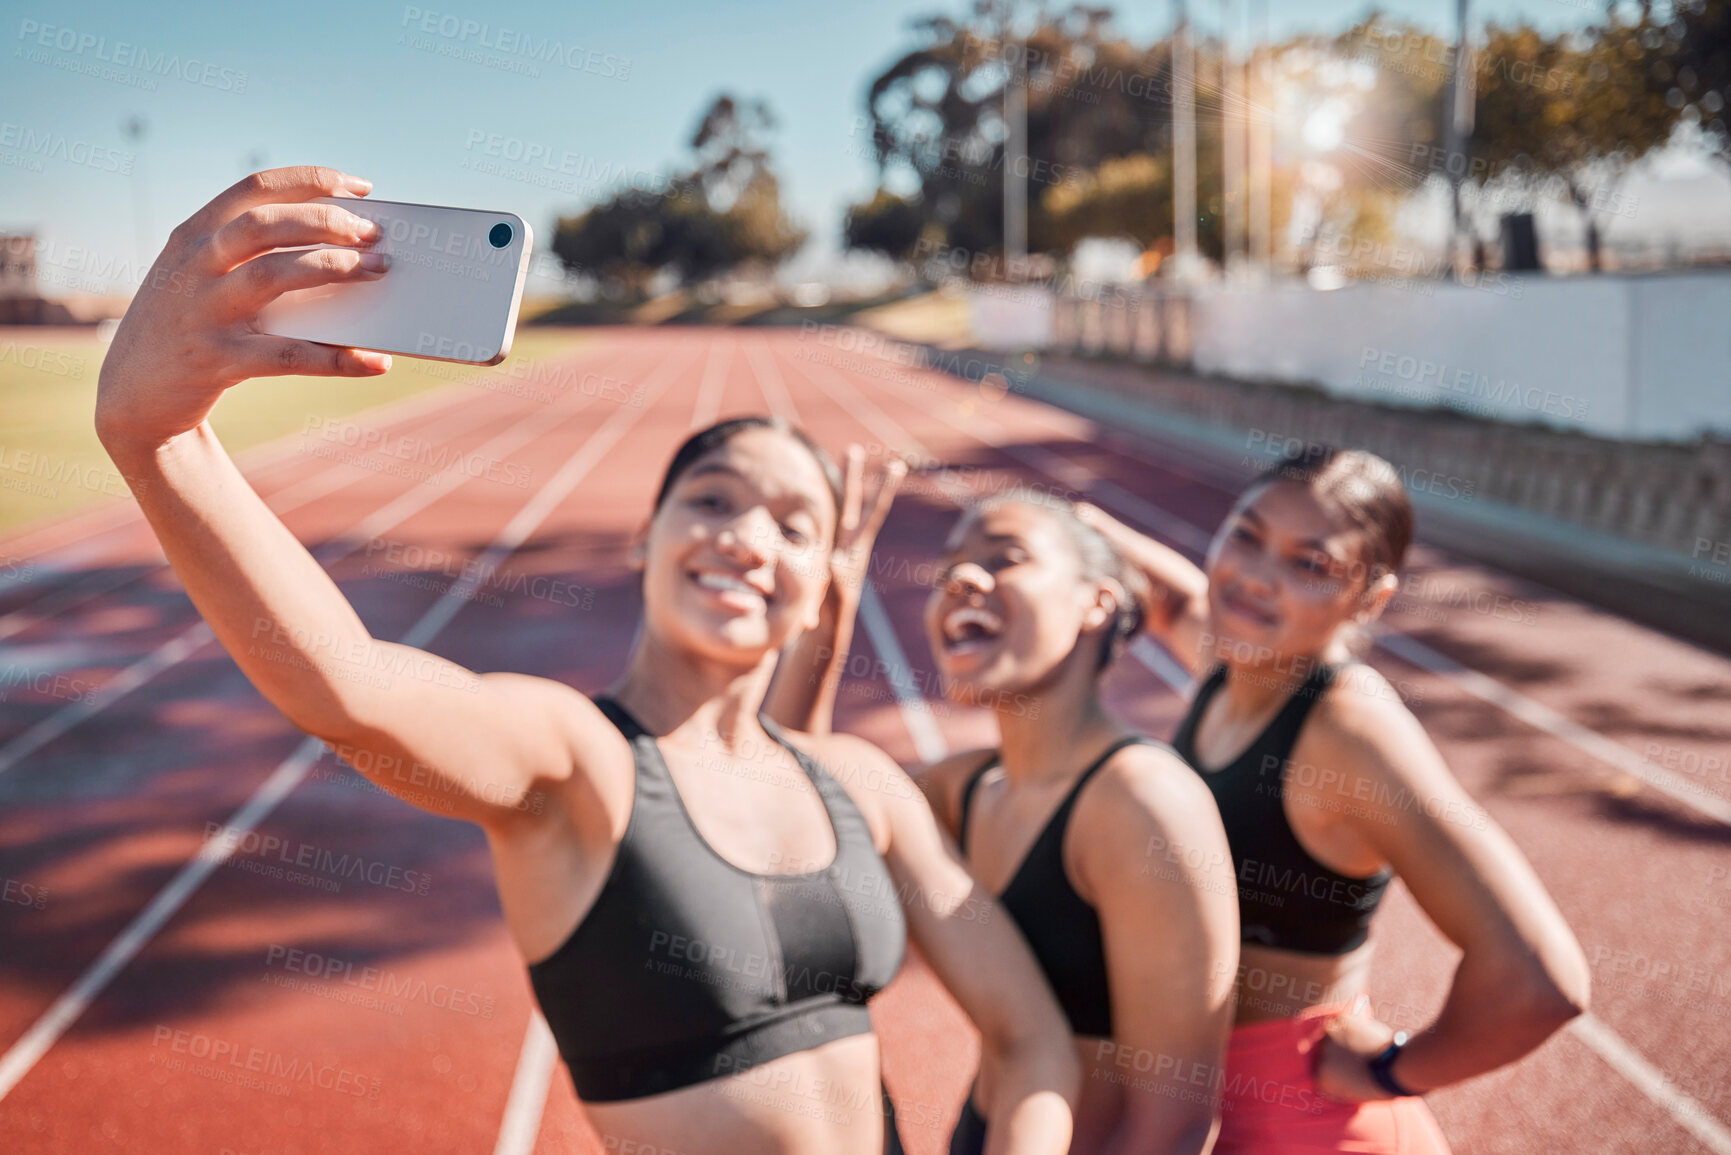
top-left (1471, 13), bottom-right (1680, 270)
top-left (1661, 0), bottom-right (1731, 170)
top-left (551, 93), bottom-right (805, 298)
top-left (852, 3), bottom-right (1203, 262)
top-left (843, 189), bottom-right (930, 260)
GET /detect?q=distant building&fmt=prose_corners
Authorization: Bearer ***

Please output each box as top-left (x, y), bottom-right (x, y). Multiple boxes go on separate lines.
top-left (0, 234), bottom-right (49, 322)
top-left (0, 233), bottom-right (121, 324)
top-left (0, 235), bottom-right (39, 297)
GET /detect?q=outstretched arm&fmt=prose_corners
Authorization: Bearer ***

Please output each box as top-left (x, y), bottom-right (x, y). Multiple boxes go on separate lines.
top-left (96, 166), bottom-right (606, 829)
top-left (1074, 503), bottom-right (1211, 676)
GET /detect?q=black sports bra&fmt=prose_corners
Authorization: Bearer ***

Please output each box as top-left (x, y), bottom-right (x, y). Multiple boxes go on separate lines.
top-left (1170, 663), bottom-right (1392, 955)
top-left (956, 736), bottom-right (1151, 1038)
top-left (526, 697), bottom-right (907, 1102)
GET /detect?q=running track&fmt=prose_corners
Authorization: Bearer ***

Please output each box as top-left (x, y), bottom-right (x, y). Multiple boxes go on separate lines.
top-left (0, 327), bottom-right (1727, 1154)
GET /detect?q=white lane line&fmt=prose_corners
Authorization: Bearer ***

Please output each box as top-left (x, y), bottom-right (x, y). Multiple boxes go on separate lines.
top-left (0, 348), bottom-right (661, 779)
top-left (0, 735), bottom-right (325, 1100)
top-left (1375, 631), bottom-right (1731, 826)
top-left (0, 392), bottom-right (511, 645)
top-left (855, 585), bottom-right (950, 765)
top-left (0, 341), bottom-right (690, 1103)
top-left (0, 368), bottom-right (496, 611)
top-left (830, 346), bottom-right (1731, 1151)
top-left (742, 336), bottom-right (799, 423)
top-left (0, 625), bottom-right (214, 777)
top-left (1570, 1014), bottom-right (1731, 1155)
top-left (691, 335), bottom-right (735, 429)
top-left (1129, 636), bottom-right (1195, 696)
top-left (492, 1012), bottom-right (560, 1155)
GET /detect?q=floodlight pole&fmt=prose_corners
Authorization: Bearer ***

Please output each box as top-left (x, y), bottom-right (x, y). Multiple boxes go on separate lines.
top-left (1221, 0), bottom-right (1245, 278)
top-left (1443, 0), bottom-right (1473, 277)
top-left (1249, 0), bottom-right (1271, 274)
top-left (1004, 33), bottom-right (1028, 277)
top-left (1173, 0), bottom-right (1198, 276)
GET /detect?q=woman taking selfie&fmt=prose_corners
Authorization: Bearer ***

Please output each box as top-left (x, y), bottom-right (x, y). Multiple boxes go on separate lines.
top-left (773, 493), bottom-right (1240, 1155)
top-left (94, 166), bottom-right (1080, 1155)
top-left (1078, 446), bottom-right (1590, 1154)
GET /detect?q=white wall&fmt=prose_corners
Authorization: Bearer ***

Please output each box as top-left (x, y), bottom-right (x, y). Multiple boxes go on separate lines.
top-left (969, 285), bottom-right (1055, 352)
top-left (1015, 272), bottom-right (1731, 442)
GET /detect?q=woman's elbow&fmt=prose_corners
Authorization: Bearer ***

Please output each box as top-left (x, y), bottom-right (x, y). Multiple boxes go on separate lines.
top-left (1509, 954), bottom-right (1591, 1034)
top-left (989, 1018), bottom-right (1082, 1106)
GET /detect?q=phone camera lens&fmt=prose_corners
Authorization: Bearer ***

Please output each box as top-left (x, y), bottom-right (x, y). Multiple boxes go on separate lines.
top-left (489, 222), bottom-right (513, 249)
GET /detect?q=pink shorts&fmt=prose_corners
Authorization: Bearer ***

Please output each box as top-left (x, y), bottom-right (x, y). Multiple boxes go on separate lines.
top-left (1213, 1006), bottom-right (1453, 1154)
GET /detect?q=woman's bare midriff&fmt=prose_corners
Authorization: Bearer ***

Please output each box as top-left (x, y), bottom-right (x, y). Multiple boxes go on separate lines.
top-left (1230, 941), bottom-right (1376, 1025)
top-left (581, 1033), bottom-right (888, 1155)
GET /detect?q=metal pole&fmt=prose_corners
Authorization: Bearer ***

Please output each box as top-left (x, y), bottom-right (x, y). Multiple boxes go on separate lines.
top-left (1443, 0), bottom-right (1472, 277)
top-left (1173, 0), bottom-right (1197, 276)
top-left (1249, 0), bottom-right (1272, 274)
top-left (1221, 0), bottom-right (1244, 277)
top-left (1004, 34), bottom-right (1028, 275)
top-left (122, 117), bottom-right (150, 275)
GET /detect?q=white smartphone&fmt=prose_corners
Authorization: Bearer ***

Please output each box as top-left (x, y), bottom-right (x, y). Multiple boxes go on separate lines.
top-left (257, 197), bottom-right (533, 366)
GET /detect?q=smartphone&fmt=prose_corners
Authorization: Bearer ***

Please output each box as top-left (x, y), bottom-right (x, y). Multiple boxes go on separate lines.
top-left (257, 197), bottom-right (533, 366)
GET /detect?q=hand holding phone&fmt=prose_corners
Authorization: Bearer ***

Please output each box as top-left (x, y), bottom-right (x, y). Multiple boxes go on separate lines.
top-left (97, 166), bottom-right (400, 452)
top-left (257, 196), bottom-right (533, 366)
top-left (95, 167), bottom-right (538, 457)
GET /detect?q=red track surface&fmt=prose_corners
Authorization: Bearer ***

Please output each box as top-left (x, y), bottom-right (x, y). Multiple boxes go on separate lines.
top-left (1, 327), bottom-right (1728, 1154)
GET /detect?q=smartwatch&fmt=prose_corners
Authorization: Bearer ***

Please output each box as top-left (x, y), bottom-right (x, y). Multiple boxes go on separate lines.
top-left (1367, 1031), bottom-right (1416, 1097)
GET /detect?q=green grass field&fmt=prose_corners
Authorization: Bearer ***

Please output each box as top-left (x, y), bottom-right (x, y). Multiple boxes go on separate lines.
top-left (0, 327), bottom-right (594, 537)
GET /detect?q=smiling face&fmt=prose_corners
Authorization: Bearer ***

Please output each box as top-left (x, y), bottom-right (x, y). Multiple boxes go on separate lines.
top-left (1203, 479), bottom-right (1382, 665)
top-left (638, 426), bottom-right (838, 666)
top-left (923, 502), bottom-right (1118, 699)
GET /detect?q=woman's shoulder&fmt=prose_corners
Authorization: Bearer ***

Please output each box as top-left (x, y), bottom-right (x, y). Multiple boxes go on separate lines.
top-left (1072, 736), bottom-right (1232, 899)
top-left (1085, 736), bottom-right (1214, 821)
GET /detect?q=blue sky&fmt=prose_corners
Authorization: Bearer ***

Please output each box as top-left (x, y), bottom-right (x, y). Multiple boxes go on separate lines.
top-left (0, 0), bottom-right (1690, 292)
